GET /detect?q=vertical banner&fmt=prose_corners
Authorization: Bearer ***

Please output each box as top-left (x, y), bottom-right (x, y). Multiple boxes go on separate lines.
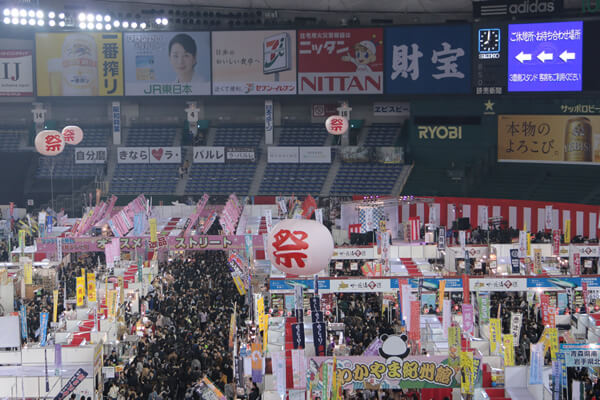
top-left (573, 252), bottom-right (581, 275)
top-left (107, 289), bottom-right (117, 319)
top-left (462, 274), bottom-right (470, 305)
top-left (24, 259), bottom-right (32, 285)
top-left (291, 349), bottom-right (306, 389)
top-left (272, 351), bottom-right (286, 396)
top-left (442, 299), bottom-right (451, 339)
top-left (76, 276), bottom-right (85, 307)
top-left (18, 229), bottom-right (25, 255)
top-left (540, 294), bottom-right (551, 327)
top-left (552, 230), bottom-right (561, 256)
top-left (510, 249), bottom-right (520, 274)
top-left (462, 303), bottom-right (474, 336)
top-left (510, 312), bottom-right (522, 346)
top-left (459, 230), bottom-right (466, 252)
top-left (312, 322), bottom-right (326, 356)
top-left (533, 248), bottom-right (543, 275)
top-left (112, 101), bottom-right (121, 144)
top-left (564, 220), bottom-right (571, 244)
top-left (460, 351), bottom-right (474, 395)
top-left (86, 273), bottom-right (96, 303)
top-left (264, 209), bottom-right (273, 233)
top-left (503, 334), bottom-right (515, 366)
top-left (519, 231), bottom-right (527, 258)
top-left (20, 304), bottom-right (27, 340)
top-left (401, 284), bottom-right (412, 328)
top-left (53, 289), bottom-right (59, 323)
top-left (526, 233), bottom-right (531, 256)
top-left (489, 318), bottom-right (501, 354)
top-left (251, 342), bottom-right (262, 383)
top-left (439, 280), bottom-right (446, 313)
top-left (291, 322), bottom-right (305, 349)
top-left (529, 342), bottom-right (544, 385)
top-left (552, 361), bottom-right (561, 400)
top-left (315, 208), bottom-right (323, 224)
top-left (409, 300), bottom-right (420, 342)
top-left (447, 326), bottom-right (461, 369)
top-left (479, 293), bottom-right (490, 324)
top-left (437, 226), bottom-right (446, 250)
top-left (39, 312), bottom-right (49, 346)
top-left (547, 327), bottom-right (558, 361)
top-left (149, 218), bottom-right (157, 243)
top-left (558, 351), bottom-right (567, 390)
top-left (582, 282), bottom-right (589, 311)
top-left (265, 99), bottom-right (274, 144)
top-left (545, 205), bottom-right (553, 230)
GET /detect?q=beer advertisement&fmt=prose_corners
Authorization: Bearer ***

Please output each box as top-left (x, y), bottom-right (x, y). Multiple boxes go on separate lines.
top-left (498, 115), bottom-right (600, 164)
top-left (36, 33), bottom-right (123, 96)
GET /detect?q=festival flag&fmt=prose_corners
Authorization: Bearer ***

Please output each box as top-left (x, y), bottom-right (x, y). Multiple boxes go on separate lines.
top-left (460, 351), bottom-right (474, 394)
top-left (409, 217), bottom-right (420, 241)
top-left (529, 342), bottom-right (544, 385)
top-left (448, 326), bottom-right (461, 369)
top-left (503, 334), bottom-right (515, 366)
top-left (23, 259), bottom-right (32, 285)
top-left (462, 303), bottom-right (474, 336)
top-left (409, 300), bottom-right (420, 342)
top-left (439, 280), bottom-right (446, 312)
top-left (76, 276), bottom-right (85, 307)
top-left (462, 274), bottom-right (470, 304)
top-left (552, 230), bottom-right (561, 255)
top-left (442, 299), bottom-right (451, 339)
top-left (149, 218), bottom-right (157, 243)
top-left (52, 289), bottom-right (59, 323)
top-left (489, 318), bottom-right (501, 354)
top-left (301, 194), bottom-right (317, 219)
top-left (86, 273), bottom-right (97, 303)
top-left (547, 327), bottom-right (558, 361)
top-left (20, 304), bottom-right (27, 340)
top-left (107, 289), bottom-right (117, 319)
top-left (40, 312), bottom-right (49, 346)
top-left (251, 342), bottom-right (262, 383)
top-left (565, 220), bottom-right (571, 244)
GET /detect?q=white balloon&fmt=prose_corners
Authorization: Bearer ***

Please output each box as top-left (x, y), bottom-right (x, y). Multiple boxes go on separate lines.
top-left (325, 115), bottom-right (349, 135)
top-left (267, 219), bottom-right (334, 276)
top-left (34, 130), bottom-right (64, 156)
top-left (61, 125), bottom-right (84, 145)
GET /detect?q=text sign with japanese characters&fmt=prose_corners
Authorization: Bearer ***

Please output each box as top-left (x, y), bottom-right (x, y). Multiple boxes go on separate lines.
top-left (35, 33), bottom-right (123, 96)
top-left (74, 147), bottom-right (107, 164)
top-left (193, 146), bottom-right (225, 163)
top-left (384, 25), bottom-right (471, 94)
top-left (498, 115), bottom-right (600, 164)
top-left (124, 32), bottom-right (211, 96)
top-left (211, 30), bottom-right (297, 95)
top-left (298, 28), bottom-right (384, 94)
top-left (117, 147), bottom-right (181, 164)
top-left (508, 21), bottom-right (583, 92)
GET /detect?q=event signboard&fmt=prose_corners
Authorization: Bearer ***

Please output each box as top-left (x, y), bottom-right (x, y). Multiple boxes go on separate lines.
top-left (298, 28), bottom-right (384, 94)
top-left (384, 25), bottom-right (471, 94)
top-left (226, 147), bottom-right (256, 163)
top-left (561, 343), bottom-right (600, 367)
top-left (193, 146), bottom-right (225, 163)
top-left (268, 146), bottom-right (298, 163)
top-left (507, 21), bottom-right (583, 92)
top-left (211, 30), bottom-right (297, 95)
top-left (299, 146), bottom-right (331, 163)
top-left (0, 43), bottom-right (33, 96)
top-left (36, 33), bottom-right (123, 96)
top-left (307, 356), bottom-right (459, 391)
top-left (117, 147), bottom-right (181, 163)
top-left (74, 147), bottom-right (107, 164)
top-left (332, 247), bottom-right (375, 260)
top-left (123, 32), bottom-right (211, 95)
top-left (498, 115), bottom-right (600, 164)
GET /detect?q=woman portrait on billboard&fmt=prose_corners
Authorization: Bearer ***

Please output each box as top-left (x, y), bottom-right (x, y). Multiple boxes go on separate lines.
top-left (169, 33), bottom-right (197, 83)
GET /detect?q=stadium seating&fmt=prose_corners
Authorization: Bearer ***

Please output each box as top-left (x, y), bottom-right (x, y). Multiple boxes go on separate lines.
top-left (330, 163), bottom-right (404, 195)
top-left (364, 123), bottom-right (402, 146)
top-left (259, 163), bottom-right (330, 195)
top-left (126, 125), bottom-right (177, 146)
top-left (0, 125), bottom-right (27, 152)
top-left (36, 148), bottom-right (103, 179)
top-left (278, 124), bottom-right (329, 146)
top-left (213, 125), bottom-right (263, 147)
top-left (111, 164), bottom-right (179, 194)
top-left (185, 164), bottom-right (256, 195)
top-left (77, 126), bottom-right (110, 147)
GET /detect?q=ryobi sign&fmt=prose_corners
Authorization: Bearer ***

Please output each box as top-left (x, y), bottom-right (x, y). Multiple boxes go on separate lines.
top-left (418, 125), bottom-right (463, 140)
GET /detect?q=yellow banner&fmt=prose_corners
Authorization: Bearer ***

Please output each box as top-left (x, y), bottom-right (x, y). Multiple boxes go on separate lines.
top-left (76, 276), bottom-right (85, 307)
top-left (87, 273), bottom-right (97, 303)
top-left (533, 248), bottom-right (543, 275)
top-left (257, 296), bottom-right (265, 330)
top-left (35, 33), bottom-right (123, 96)
top-left (81, 268), bottom-right (85, 278)
top-left (547, 327), bottom-right (559, 361)
top-left (107, 289), bottom-right (117, 319)
top-left (498, 115), bottom-right (600, 164)
top-left (53, 289), bottom-right (59, 323)
top-left (262, 314), bottom-right (269, 352)
top-left (149, 218), bottom-right (157, 243)
top-left (503, 334), bottom-right (515, 366)
top-left (448, 326), bottom-right (461, 369)
top-left (490, 318), bottom-right (501, 354)
top-left (118, 277), bottom-right (124, 305)
top-left (460, 351), bottom-right (474, 394)
top-left (527, 233), bottom-right (531, 256)
top-left (439, 280), bottom-right (446, 312)
top-left (565, 220), bottom-right (571, 244)
top-left (233, 275), bottom-right (246, 296)
top-left (23, 260), bottom-right (32, 285)
top-left (0, 268), bottom-right (7, 285)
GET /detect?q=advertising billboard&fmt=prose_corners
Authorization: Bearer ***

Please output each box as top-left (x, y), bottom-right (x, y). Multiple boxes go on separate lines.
top-left (211, 30), bottom-right (296, 95)
top-left (298, 28), bottom-right (384, 94)
top-left (472, 22), bottom-right (508, 95)
top-left (0, 39), bottom-right (33, 97)
top-left (507, 21), bottom-right (583, 92)
top-left (36, 32), bottom-right (123, 96)
top-left (384, 25), bottom-right (471, 94)
top-left (124, 32), bottom-right (210, 95)
top-left (498, 114), bottom-right (600, 164)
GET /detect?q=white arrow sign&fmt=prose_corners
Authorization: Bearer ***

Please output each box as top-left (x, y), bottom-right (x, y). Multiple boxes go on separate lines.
top-left (537, 51), bottom-right (553, 63)
top-left (560, 50), bottom-right (576, 62)
top-left (516, 51), bottom-right (532, 63)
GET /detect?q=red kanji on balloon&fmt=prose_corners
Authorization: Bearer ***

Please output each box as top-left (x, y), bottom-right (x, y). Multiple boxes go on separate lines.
top-left (45, 134), bottom-right (62, 152)
top-left (272, 229), bottom-right (309, 269)
top-left (63, 129), bottom-right (75, 142)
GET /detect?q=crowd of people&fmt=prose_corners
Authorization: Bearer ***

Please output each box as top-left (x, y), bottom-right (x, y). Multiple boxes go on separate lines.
top-left (103, 251), bottom-right (245, 400)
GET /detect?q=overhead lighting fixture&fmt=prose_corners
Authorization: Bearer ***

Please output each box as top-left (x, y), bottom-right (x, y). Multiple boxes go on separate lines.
top-left (78, 12), bottom-right (85, 21)
top-left (3, 17), bottom-right (9, 24)
top-left (10, 8), bottom-right (18, 17)
top-left (28, 18), bottom-right (35, 26)
top-left (113, 20), bottom-right (120, 27)
top-left (37, 19), bottom-right (44, 26)
top-left (86, 13), bottom-right (94, 22)
top-left (27, 10), bottom-right (34, 18)
top-left (95, 14), bottom-right (102, 22)
top-left (95, 22), bottom-right (102, 30)
top-left (162, 18), bottom-right (168, 25)
top-left (86, 21), bottom-right (93, 29)
top-left (130, 21), bottom-right (137, 29)
top-left (104, 15), bottom-right (111, 22)
top-left (155, 17), bottom-right (161, 24)
top-left (48, 11), bottom-right (55, 19)
top-left (19, 17), bottom-right (26, 25)
top-left (3, 9), bottom-right (9, 17)
top-left (11, 17), bottom-right (18, 24)
top-left (105, 23), bottom-right (111, 30)
top-left (48, 20), bottom-right (56, 27)
top-left (122, 21), bottom-right (129, 28)
top-left (79, 21), bottom-right (86, 29)
top-left (140, 22), bottom-right (146, 29)
top-left (58, 20), bottom-right (65, 27)
top-left (36, 10), bottom-right (43, 19)
top-left (58, 12), bottom-right (65, 19)
top-left (19, 9), bottom-right (26, 17)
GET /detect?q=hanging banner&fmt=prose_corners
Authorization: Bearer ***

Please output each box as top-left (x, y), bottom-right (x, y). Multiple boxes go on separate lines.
top-left (409, 300), bottom-right (420, 341)
top-left (53, 289), bottom-right (59, 323)
top-left (479, 293), bottom-right (490, 324)
top-left (265, 99), bottom-right (274, 143)
top-left (307, 356), bottom-right (460, 390)
top-left (519, 231), bottom-right (527, 258)
top-left (462, 274), bottom-right (470, 304)
top-left (533, 248), bottom-right (543, 275)
top-left (541, 294), bottom-right (552, 327)
top-left (510, 249), bottom-right (520, 274)
top-left (291, 322), bottom-right (305, 349)
top-left (107, 289), bottom-right (117, 319)
top-left (573, 252), bottom-right (581, 275)
top-left (503, 334), bottom-right (515, 366)
top-left (437, 226), bottom-right (446, 250)
top-left (251, 342), bottom-right (263, 383)
top-left (53, 368), bottom-right (89, 400)
top-left (510, 312), bottom-right (522, 346)
top-left (460, 351), bottom-right (474, 395)
top-left (298, 28), bottom-right (384, 94)
top-left (23, 259), bottom-right (32, 285)
top-left (292, 349), bottom-right (306, 389)
top-left (552, 230), bottom-right (561, 255)
top-left (20, 304), bottom-right (27, 340)
top-left (76, 276), bottom-right (85, 307)
top-left (313, 322), bottom-right (327, 356)
top-left (565, 220), bottom-right (571, 243)
top-left (447, 326), bottom-right (461, 369)
top-left (439, 280), bottom-right (446, 313)
top-left (529, 342), bottom-right (544, 385)
top-left (490, 318), bottom-right (501, 354)
top-left (459, 230), bottom-right (466, 252)
top-left (315, 208), bottom-right (323, 224)
top-left (442, 299), bottom-right (451, 339)
top-left (39, 312), bottom-right (49, 346)
top-left (272, 351), bottom-right (287, 396)
top-left (86, 273), bottom-right (96, 303)
top-left (548, 327), bottom-right (559, 361)
top-left (462, 303), bottom-right (474, 336)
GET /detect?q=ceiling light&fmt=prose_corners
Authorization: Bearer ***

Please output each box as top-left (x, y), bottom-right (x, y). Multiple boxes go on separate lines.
top-left (131, 21), bottom-right (137, 29)
top-left (105, 23), bottom-right (111, 30)
top-left (78, 12), bottom-right (85, 21)
top-left (11, 17), bottom-right (18, 24)
top-left (140, 22), bottom-right (146, 29)
top-left (79, 21), bottom-right (86, 29)
top-left (19, 9), bottom-right (26, 17)
top-left (48, 11), bottom-right (55, 19)
top-left (95, 14), bottom-right (102, 22)
top-left (28, 18), bottom-right (35, 25)
top-left (122, 21), bottom-right (129, 28)
top-left (37, 19), bottom-right (44, 26)
top-left (27, 10), bottom-right (35, 18)
top-left (3, 17), bottom-right (9, 24)
top-left (87, 22), bottom-right (93, 29)
top-left (155, 17), bottom-right (161, 24)
top-left (86, 13), bottom-right (94, 22)
top-left (48, 20), bottom-right (56, 27)
top-left (96, 22), bottom-right (102, 30)
top-left (36, 10), bottom-right (43, 19)
top-left (10, 9), bottom-right (18, 17)
top-left (104, 15), bottom-right (111, 22)
top-left (58, 12), bottom-right (65, 19)
top-left (3, 9), bottom-right (9, 17)
top-left (20, 18), bottom-right (26, 25)
top-left (161, 18), bottom-right (168, 25)
top-left (58, 20), bottom-right (65, 27)
top-left (113, 20), bottom-right (120, 27)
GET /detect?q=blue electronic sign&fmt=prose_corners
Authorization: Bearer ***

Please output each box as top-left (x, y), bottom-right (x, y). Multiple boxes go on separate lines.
top-left (508, 21), bottom-right (583, 92)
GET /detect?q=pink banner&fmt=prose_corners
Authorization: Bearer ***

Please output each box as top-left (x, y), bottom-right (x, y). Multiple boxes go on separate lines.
top-left (540, 294), bottom-right (552, 327)
top-left (573, 253), bottom-right (581, 275)
top-left (462, 303), bottom-right (474, 335)
top-left (184, 194), bottom-right (209, 237)
top-left (409, 300), bottom-right (420, 341)
top-left (552, 230), bottom-right (561, 256)
top-left (37, 234), bottom-right (264, 254)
